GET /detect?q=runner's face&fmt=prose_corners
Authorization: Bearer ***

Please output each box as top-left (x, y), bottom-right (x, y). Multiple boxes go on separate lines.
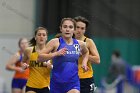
top-left (74, 21), bottom-right (86, 38)
top-left (35, 30), bottom-right (47, 45)
top-left (20, 39), bottom-right (29, 51)
top-left (60, 20), bottom-right (75, 38)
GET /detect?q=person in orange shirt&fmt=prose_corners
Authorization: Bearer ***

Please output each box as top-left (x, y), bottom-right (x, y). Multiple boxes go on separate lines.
top-left (74, 16), bottom-right (100, 93)
top-left (6, 38), bottom-right (29, 93)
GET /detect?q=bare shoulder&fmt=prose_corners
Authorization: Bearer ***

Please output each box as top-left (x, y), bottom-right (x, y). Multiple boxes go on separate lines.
top-left (46, 38), bottom-right (59, 51)
top-left (25, 47), bottom-right (33, 54)
top-left (11, 52), bottom-right (20, 59)
top-left (86, 38), bottom-right (96, 46)
top-left (86, 38), bottom-right (94, 43)
top-left (47, 38), bottom-right (59, 45)
top-left (15, 52), bottom-right (20, 57)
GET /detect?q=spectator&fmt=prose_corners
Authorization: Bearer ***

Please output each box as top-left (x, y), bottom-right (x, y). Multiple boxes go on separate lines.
top-left (106, 50), bottom-right (126, 83)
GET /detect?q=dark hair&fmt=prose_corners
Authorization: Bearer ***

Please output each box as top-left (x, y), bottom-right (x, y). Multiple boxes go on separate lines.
top-left (18, 37), bottom-right (28, 48)
top-left (74, 16), bottom-right (89, 28)
top-left (112, 50), bottom-right (121, 58)
top-left (60, 18), bottom-right (76, 30)
top-left (29, 27), bottom-right (48, 46)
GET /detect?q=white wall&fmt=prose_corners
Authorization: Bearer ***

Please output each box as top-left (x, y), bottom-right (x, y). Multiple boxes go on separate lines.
top-left (0, 38), bottom-right (19, 93)
top-left (0, 0), bottom-right (35, 93)
top-left (0, 0), bottom-right (35, 36)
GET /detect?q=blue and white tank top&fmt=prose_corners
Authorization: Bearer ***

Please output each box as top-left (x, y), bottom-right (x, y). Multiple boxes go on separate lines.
top-left (52, 37), bottom-right (80, 83)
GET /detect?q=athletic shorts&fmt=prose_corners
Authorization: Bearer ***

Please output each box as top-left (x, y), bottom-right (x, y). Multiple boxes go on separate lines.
top-left (50, 80), bottom-right (80, 93)
top-left (80, 77), bottom-right (95, 93)
top-left (25, 86), bottom-right (50, 93)
top-left (12, 78), bottom-right (27, 89)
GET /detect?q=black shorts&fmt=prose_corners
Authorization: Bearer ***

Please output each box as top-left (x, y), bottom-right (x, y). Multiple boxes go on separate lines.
top-left (25, 86), bottom-right (50, 93)
top-left (80, 77), bottom-right (95, 93)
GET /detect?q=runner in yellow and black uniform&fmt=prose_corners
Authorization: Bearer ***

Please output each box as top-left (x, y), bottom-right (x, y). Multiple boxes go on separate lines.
top-left (22, 27), bottom-right (51, 93)
top-left (26, 46), bottom-right (51, 92)
top-left (74, 16), bottom-right (100, 93)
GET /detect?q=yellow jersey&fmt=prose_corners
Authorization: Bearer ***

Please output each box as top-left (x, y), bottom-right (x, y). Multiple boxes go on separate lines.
top-left (26, 46), bottom-right (51, 88)
top-left (78, 37), bottom-right (93, 79)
